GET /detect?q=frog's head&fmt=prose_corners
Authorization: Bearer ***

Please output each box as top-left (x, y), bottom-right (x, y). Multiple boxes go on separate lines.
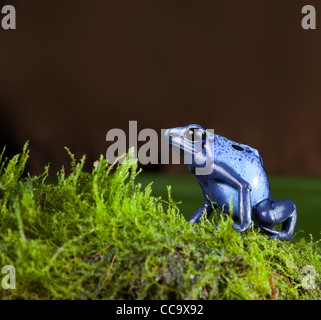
top-left (164, 124), bottom-right (215, 175)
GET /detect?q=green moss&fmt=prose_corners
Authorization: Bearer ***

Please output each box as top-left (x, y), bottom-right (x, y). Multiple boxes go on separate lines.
top-left (0, 143), bottom-right (321, 300)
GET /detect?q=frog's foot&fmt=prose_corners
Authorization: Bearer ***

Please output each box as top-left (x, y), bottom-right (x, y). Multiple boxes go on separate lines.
top-left (232, 222), bottom-right (252, 233)
top-left (189, 200), bottom-right (213, 223)
top-left (253, 199), bottom-right (297, 241)
top-left (255, 225), bottom-right (293, 241)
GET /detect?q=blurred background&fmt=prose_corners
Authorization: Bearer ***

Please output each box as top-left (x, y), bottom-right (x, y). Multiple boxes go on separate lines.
top-left (1, 0), bottom-right (321, 241)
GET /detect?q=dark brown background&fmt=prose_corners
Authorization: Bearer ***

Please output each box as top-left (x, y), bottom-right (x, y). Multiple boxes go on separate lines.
top-left (0, 0), bottom-right (320, 176)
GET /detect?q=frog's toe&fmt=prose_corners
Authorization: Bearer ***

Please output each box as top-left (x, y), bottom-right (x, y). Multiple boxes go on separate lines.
top-left (232, 223), bottom-right (252, 233)
top-left (256, 225), bottom-right (276, 234)
top-left (232, 223), bottom-right (246, 233)
top-left (256, 225), bottom-right (293, 241)
top-left (269, 231), bottom-right (292, 241)
top-left (232, 223), bottom-right (241, 233)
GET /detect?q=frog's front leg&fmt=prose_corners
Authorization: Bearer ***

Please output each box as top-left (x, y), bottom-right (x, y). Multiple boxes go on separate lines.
top-left (213, 162), bottom-right (252, 233)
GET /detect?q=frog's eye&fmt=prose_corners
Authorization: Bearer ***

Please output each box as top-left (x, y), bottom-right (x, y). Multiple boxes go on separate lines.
top-left (232, 144), bottom-right (244, 151)
top-left (184, 128), bottom-right (205, 142)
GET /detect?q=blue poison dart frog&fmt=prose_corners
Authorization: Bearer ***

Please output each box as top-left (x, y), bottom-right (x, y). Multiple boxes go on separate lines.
top-left (164, 124), bottom-right (297, 241)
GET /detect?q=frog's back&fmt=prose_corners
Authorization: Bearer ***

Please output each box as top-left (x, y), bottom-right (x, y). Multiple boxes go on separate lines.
top-left (213, 134), bottom-right (270, 209)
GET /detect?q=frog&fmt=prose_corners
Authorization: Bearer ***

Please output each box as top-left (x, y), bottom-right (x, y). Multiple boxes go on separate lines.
top-left (164, 124), bottom-right (297, 241)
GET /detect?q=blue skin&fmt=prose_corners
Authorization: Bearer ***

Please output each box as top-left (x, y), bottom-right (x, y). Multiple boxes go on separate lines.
top-left (164, 124), bottom-right (297, 241)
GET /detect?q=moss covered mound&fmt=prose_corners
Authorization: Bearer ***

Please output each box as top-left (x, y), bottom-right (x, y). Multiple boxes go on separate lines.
top-left (0, 144), bottom-right (320, 300)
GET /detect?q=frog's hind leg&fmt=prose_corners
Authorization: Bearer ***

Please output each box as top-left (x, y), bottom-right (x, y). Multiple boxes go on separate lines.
top-left (253, 199), bottom-right (297, 241)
